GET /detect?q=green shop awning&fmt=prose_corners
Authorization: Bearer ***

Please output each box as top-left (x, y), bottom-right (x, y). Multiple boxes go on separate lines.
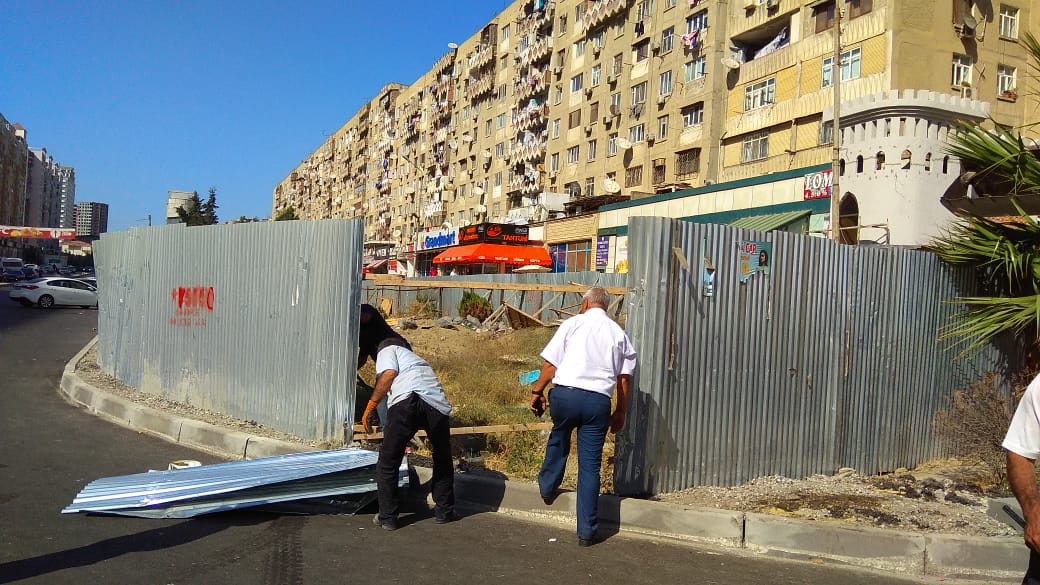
top-left (727, 210), bottom-right (811, 232)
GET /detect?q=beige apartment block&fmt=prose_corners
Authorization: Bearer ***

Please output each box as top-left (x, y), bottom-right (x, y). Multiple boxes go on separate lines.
top-left (274, 0), bottom-right (1038, 269)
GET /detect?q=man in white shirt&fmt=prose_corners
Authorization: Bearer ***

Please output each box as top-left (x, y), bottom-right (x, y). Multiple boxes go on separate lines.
top-left (1005, 372), bottom-right (1040, 584)
top-left (528, 287), bottom-right (637, 546)
top-left (363, 338), bottom-right (456, 530)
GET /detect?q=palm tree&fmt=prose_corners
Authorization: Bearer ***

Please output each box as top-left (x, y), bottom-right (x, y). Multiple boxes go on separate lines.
top-left (926, 33), bottom-right (1040, 363)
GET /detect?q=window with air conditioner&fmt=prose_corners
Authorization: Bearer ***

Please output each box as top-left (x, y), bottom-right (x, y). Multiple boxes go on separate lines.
top-left (1000, 5), bottom-right (1019, 39)
top-left (661, 27), bottom-right (675, 53)
top-left (571, 73), bottom-right (584, 93)
top-left (741, 130), bottom-right (769, 162)
top-left (821, 48), bottom-right (862, 88)
top-left (629, 123), bottom-right (645, 143)
top-left (567, 145), bottom-right (580, 164)
top-left (632, 81), bottom-right (648, 104)
top-left (681, 102), bottom-right (704, 127)
top-left (744, 79), bottom-right (776, 111)
top-left (685, 57), bottom-right (707, 82)
top-left (952, 54), bottom-right (972, 87)
top-left (607, 133), bottom-right (618, 156)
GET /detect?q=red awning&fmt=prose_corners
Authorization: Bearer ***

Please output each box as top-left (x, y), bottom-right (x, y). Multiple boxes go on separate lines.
top-left (432, 243), bottom-right (552, 267)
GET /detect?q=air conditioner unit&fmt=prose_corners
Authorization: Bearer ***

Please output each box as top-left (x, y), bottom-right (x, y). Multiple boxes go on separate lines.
top-left (646, 133), bottom-right (657, 143)
top-left (585, 87), bottom-right (594, 97)
top-left (657, 94), bottom-right (668, 105)
top-left (593, 46), bottom-right (601, 56)
top-left (549, 171), bottom-right (559, 179)
top-left (765, 0), bottom-right (779, 8)
top-left (553, 65), bottom-right (563, 75)
top-left (584, 125), bottom-right (593, 134)
top-left (960, 86), bottom-right (975, 99)
top-left (651, 41), bottom-right (661, 52)
top-left (602, 115), bottom-right (612, 124)
top-left (743, 0), bottom-right (756, 8)
top-left (608, 73), bottom-right (618, 84)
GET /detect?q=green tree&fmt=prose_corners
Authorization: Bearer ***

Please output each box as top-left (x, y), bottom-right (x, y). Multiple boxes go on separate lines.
top-left (201, 187), bottom-right (220, 225)
top-left (927, 32), bottom-right (1040, 362)
top-left (176, 191), bottom-right (206, 226)
top-left (274, 207), bottom-right (298, 221)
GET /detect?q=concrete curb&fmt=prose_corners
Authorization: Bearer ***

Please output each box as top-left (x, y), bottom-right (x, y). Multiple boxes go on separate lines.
top-left (60, 339), bottom-right (1026, 582)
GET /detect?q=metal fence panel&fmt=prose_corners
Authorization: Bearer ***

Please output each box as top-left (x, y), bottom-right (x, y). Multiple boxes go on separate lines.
top-left (616, 216), bottom-right (1005, 494)
top-left (92, 220), bottom-right (364, 442)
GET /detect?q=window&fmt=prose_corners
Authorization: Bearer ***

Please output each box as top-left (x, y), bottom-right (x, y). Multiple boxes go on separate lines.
top-left (559, 15), bottom-right (567, 34)
top-left (607, 133), bottom-right (618, 156)
top-left (499, 84), bottom-right (508, 102)
top-left (681, 102), bottom-right (703, 127)
top-left (612, 53), bottom-right (624, 76)
top-left (552, 118), bottom-right (561, 138)
top-left (685, 57), bottom-right (706, 81)
top-left (667, 0), bottom-right (677, 7)
top-left (501, 24), bottom-right (510, 43)
top-left (576, 3), bottom-right (586, 20)
top-left (636, 0), bottom-right (654, 20)
top-left (588, 139), bottom-right (598, 160)
top-left (550, 152), bottom-right (560, 171)
top-left (585, 177), bottom-right (595, 197)
top-left (494, 172), bottom-right (502, 187)
top-left (856, 155), bottom-right (864, 173)
top-left (590, 101), bottom-right (600, 121)
top-left (557, 49), bottom-right (566, 67)
top-left (659, 70), bottom-right (672, 95)
top-left (661, 27), bottom-right (674, 53)
top-left (613, 20), bottom-right (625, 38)
top-left (814, 1), bottom-right (835, 33)
top-left (634, 40), bottom-right (650, 62)
top-left (1000, 5), bottom-right (1019, 39)
top-left (819, 120), bottom-right (834, 145)
top-left (495, 143), bottom-right (504, 158)
top-left (625, 165), bottom-right (643, 187)
top-left (592, 30), bottom-right (605, 49)
top-left (653, 161), bottom-right (666, 185)
top-left (632, 81), bottom-right (647, 104)
top-left (675, 148), bottom-right (700, 179)
top-left (485, 119), bottom-right (493, 136)
top-left (553, 86), bottom-right (563, 105)
top-left (822, 48), bottom-right (862, 88)
top-left (952, 54), bottom-right (972, 87)
top-left (575, 40), bottom-right (586, 58)
top-left (569, 109), bottom-right (582, 129)
top-left (550, 241), bottom-right (593, 272)
top-left (496, 113), bottom-right (506, 129)
top-left (744, 79), bottom-right (776, 111)
top-left (848, 0), bottom-right (873, 19)
top-left (657, 115), bottom-right (669, 139)
top-left (876, 151), bottom-right (885, 170)
top-left (567, 145), bottom-right (580, 164)
top-left (592, 64), bottom-right (602, 86)
top-left (998, 64), bottom-right (1017, 95)
top-left (741, 131), bottom-right (769, 162)
top-left (629, 123), bottom-right (645, 143)
top-left (610, 92), bottom-right (622, 112)
top-left (570, 73), bottom-right (584, 93)
top-left (686, 10), bottom-right (708, 33)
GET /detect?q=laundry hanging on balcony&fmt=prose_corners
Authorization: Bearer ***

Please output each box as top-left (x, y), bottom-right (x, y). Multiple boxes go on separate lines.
top-left (681, 29), bottom-right (701, 49)
top-left (754, 27), bottom-right (789, 60)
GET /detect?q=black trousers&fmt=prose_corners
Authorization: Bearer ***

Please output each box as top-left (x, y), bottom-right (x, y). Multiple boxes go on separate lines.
top-left (1026, 548), bottom-right (1040, 585)
top-left (376, 393), bottom-right (454, 520)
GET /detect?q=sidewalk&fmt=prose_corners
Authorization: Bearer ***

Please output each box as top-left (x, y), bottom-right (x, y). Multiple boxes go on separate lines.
top-left (59, 339), bottom-right (1025, 582)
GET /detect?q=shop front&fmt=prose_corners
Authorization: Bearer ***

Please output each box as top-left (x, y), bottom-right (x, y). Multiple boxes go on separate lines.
top-left (431, 222), bottom-right (550, 274)
top-left (414, 227), bottom-right (459, 276)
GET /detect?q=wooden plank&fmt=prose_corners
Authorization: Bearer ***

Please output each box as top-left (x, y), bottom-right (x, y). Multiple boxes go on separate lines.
top-left (504, 302), bottom-right (546, 329)
top-left (365, 275), bottom-right (625, 295)
top-left (352, 421), bottom-right (553, 441)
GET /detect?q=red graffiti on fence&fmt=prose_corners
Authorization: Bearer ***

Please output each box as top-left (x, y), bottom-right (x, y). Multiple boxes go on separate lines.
top-left (169, 286), bottom-right (215, 327)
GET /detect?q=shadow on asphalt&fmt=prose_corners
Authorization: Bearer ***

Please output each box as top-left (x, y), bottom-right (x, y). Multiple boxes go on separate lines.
top-left (0, 514), bottom-right (268, 584)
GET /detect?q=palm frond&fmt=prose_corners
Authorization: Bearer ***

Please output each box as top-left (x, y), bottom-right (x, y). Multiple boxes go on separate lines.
top-left (941, 294), bottom-right (1040, 356)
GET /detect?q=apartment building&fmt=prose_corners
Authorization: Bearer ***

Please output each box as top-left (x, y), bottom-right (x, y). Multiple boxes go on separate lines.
top-left (56, 165), bottom-right (75, 229)
top-left (0, 115), bottom-right (28, 227)
top-left (275, 0), bottom-right (1038, 273)
top-left (74, 201), bottom-right (109, 240)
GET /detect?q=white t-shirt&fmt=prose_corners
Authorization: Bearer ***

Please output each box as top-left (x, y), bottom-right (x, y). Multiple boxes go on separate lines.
top-left (375, 345), bottom-right (452, 416)
top-left (1004, 373), bottom-right (1040, 460)
top-left (540, 307), bottom-right (637, 397)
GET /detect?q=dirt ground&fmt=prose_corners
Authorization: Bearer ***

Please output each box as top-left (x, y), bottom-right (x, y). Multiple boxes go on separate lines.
top-left (76, 321), bottom-right (1020, 539)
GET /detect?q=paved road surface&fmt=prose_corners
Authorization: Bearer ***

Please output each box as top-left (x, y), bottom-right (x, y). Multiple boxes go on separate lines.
top-left (0, 290), bottom-right (931, 584)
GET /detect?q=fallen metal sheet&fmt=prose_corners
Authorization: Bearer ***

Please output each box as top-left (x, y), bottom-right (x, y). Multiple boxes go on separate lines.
top-left (62, 448), bottom-right (407, 518)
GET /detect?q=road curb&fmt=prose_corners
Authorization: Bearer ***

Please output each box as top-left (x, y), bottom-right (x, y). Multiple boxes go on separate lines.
top-left (60, 339), bottom-right (1026, 582)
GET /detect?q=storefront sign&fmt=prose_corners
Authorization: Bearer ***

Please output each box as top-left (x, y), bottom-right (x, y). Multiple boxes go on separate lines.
top-left (459, 223), bottom-right (530, 245)
top-left (0, 225), bottom-right (77, 240)
top-left (803, 170), bottom-right (832, 200)
top-left (595, 236), bottom-right (610, 270)
top-left (417, 227), bottom-right (458, 251)
top-left (614, 236), bottom-right (629, 274)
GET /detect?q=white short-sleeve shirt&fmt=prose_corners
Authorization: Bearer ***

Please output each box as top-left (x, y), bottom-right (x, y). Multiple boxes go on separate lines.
top-left (375, 345), bottom-right (452, 416)
top-left (540, 307), bottom-right (637, 397)
top-left (1004, 373), bottom-right (1040, 460)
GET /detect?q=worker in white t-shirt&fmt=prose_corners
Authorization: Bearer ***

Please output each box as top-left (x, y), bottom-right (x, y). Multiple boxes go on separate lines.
top-left (528, 286), bottom-right (637, 547)
top-left (363, 338), bottom-right (456, 530)
top-left (1004, 372), bottom-right (1040, 584)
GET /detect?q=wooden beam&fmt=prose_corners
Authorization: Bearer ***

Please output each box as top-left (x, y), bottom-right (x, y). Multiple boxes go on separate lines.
top-left (365, 275), bottom-right (625, 296)
top-left (352, 421), bottom-right (553, 441)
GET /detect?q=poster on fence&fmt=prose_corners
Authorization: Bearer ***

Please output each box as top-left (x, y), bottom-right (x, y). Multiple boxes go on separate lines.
top-left (737, 240), bottom-right (772, 282)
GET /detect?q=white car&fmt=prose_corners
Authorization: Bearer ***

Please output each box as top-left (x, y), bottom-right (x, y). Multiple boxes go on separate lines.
top-left (9, 277), bottom-right (98, 309)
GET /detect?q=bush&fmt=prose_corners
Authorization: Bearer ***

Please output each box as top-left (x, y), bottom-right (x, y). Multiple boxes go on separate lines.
top-left (933, 371), bottom-right (1033, 492)
top-left (406, 293), bottom-right (439, 319)
top-left (458, 290), bottom-right (492, 322)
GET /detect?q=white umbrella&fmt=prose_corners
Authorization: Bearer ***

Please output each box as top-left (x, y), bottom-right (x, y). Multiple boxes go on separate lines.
top-left (513, 264), bottom-right (552, 273)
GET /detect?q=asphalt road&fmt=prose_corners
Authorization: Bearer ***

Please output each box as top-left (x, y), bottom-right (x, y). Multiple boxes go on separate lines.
top-left (0, 288), bottom-right (930, 585)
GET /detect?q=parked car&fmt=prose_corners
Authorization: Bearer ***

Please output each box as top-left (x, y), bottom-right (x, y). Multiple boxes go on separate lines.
top-left (40, 265), bottom-right (57, 275)
top-left (2, 267), bottom-right (23, 282)
top-left (20, 267), bottom-right (37, 279)
top-left (9, 277), bottom-right (98, 309)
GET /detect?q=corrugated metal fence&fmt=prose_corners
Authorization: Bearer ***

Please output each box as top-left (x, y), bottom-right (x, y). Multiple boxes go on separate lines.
top-left (93, 220), bottom-right (364, 442)
top-left (614, 217), bottom-right (1006, 494)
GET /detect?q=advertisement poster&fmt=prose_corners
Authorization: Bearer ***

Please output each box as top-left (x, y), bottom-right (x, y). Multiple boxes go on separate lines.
top-left (595, 236), bottom-right (610, 271)
top-left (613, 236), bottom-right (629, 274)
top-left (737, 240), bottom-right (772, 282)
top-left (803, 169), bottom-right (832, 200)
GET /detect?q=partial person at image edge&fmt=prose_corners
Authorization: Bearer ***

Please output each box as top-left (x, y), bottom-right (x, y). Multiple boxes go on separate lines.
top-left (1004, 372), bottom-right (1040, 584)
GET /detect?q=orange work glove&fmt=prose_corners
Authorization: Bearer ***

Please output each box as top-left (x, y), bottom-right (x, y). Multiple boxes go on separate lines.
top-left (362, 400), bottom-right (379, 434)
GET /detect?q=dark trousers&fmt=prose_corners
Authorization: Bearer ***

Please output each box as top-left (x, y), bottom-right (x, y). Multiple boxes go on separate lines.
top-left (1025, 548), bottom-right (1040, 585)
top-left (537, 385), bottom-right (611, 540)
top-left (376, 393), bottom-right (454, 521)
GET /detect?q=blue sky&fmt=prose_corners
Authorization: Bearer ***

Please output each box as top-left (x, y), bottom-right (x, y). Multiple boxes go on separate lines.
top-left (1, 1), bottom-right (510, 231)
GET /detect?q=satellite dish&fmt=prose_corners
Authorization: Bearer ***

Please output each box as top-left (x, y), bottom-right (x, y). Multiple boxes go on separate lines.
top-left (482, 149), bottom-right (493, 159)
top-left (460, 133), bottom-right (474, 143)
top-left (475, 204), bottom-right (487, 213)
top-left (617, 138), bottom-right (633, 150)
top-left (962, 14), bottom-right (978, 32)
top-left (392, 229), bottom-right (402, 238)
top-left (603, 178), bottom-right (621, 194)
top-left (448, 139), bottom-right (458, 150)
top-left (721, 57), bottom-right (741, 70)
top-left (473, 186), bottom-right (485, 196)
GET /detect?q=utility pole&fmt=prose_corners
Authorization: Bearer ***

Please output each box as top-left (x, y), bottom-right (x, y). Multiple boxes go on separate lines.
top-left (831, 3), bottom-right (843, 243)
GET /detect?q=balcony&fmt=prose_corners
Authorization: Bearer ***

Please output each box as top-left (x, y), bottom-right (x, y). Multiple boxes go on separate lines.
top-left (581, 0), bottom-right (629, 33)
top-left (510, 138), bottom-right (548, 164)
top-left (513, 102), bottom-right (548, 132)
top-left (465, 73), bottom-right (495, 101)
top-left (466, 44), bottom-right (495, 75)
top-left (517, 35), bottom-right (554, 69)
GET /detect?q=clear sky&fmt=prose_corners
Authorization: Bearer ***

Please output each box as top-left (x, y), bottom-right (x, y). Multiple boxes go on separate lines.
top-left (1, 1), bottom-right (511, 231)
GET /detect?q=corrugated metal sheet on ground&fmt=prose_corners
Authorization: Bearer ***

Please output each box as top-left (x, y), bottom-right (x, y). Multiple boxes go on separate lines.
top-left (62, 449), bottom-right (406, 518)
top-left (727, 210), bottom-right (810, 231)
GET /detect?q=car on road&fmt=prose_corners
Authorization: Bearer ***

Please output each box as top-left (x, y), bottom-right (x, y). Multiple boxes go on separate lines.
top-left (78, 277), bottom-right (98, 289)
top-left (9, 277), bottom-right (98, 309)
top-left (20, 267), bottom-right (37, 279)
top-left (2, 267), bottom-right (24, 282)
